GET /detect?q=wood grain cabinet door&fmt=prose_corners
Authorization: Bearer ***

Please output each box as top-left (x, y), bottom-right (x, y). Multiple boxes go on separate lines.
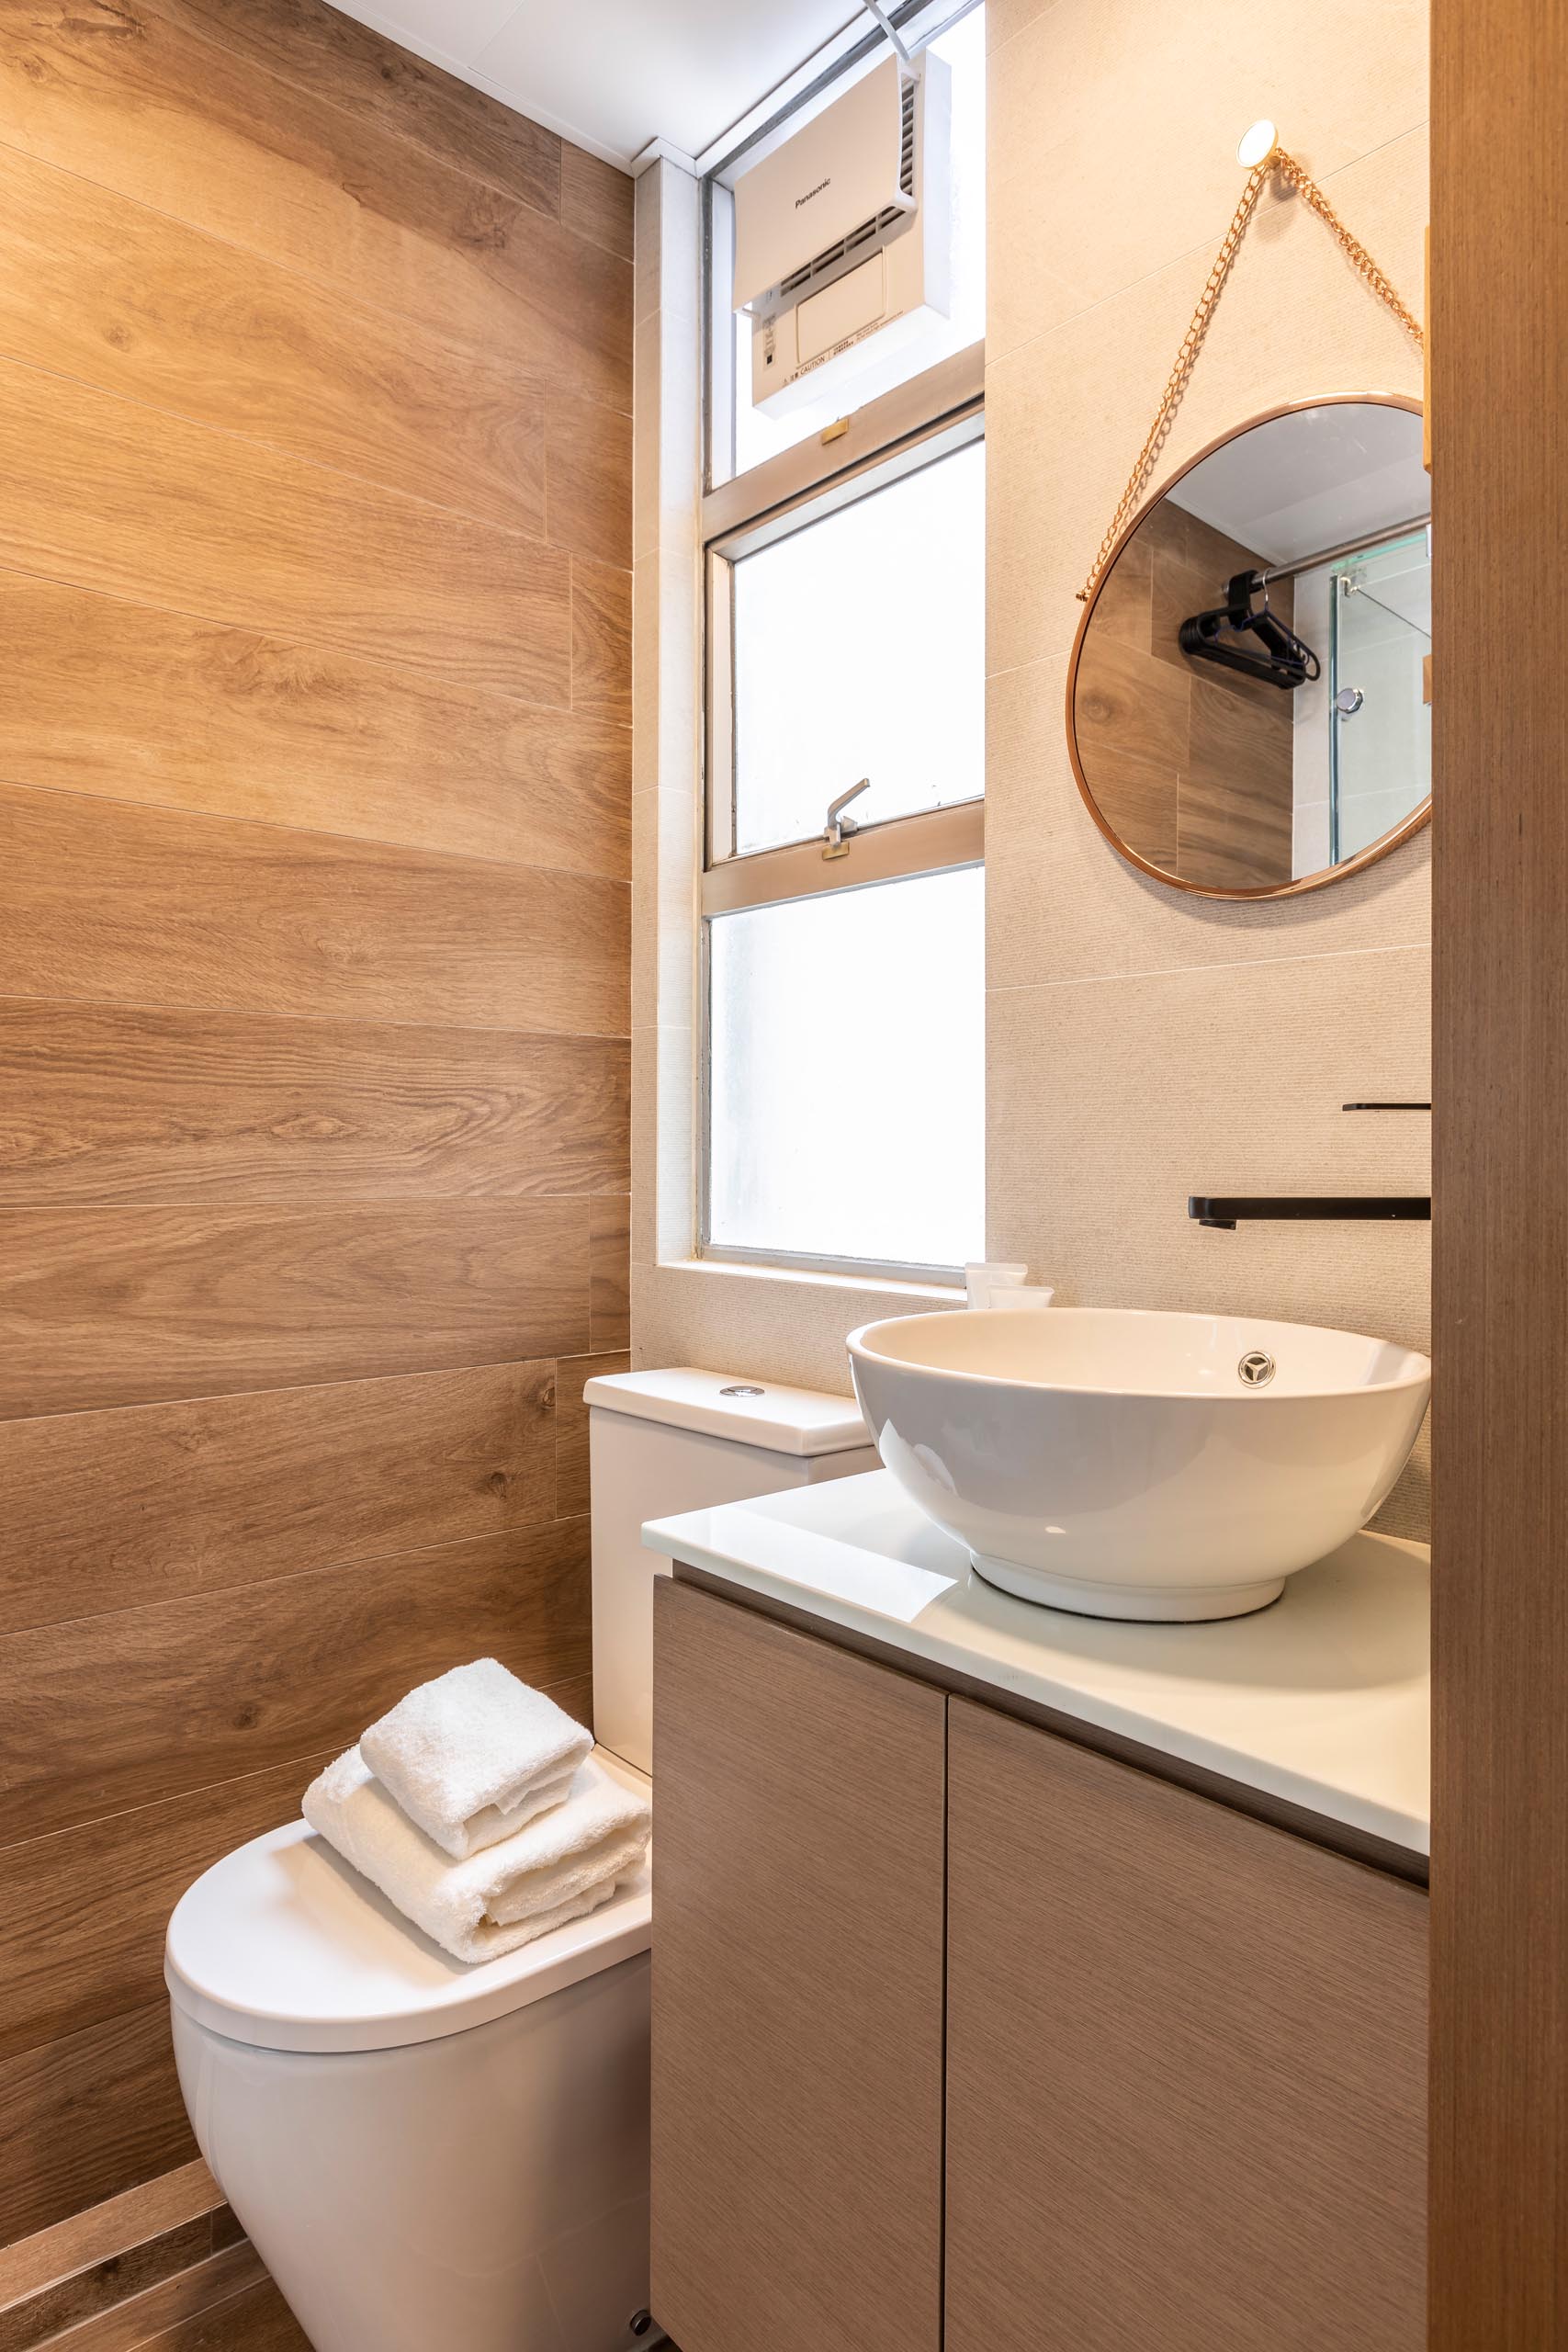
top-left (650, 1580), bottom-right (946, 2352)
top-left (944, 1698), bottom-right (1427, 2352)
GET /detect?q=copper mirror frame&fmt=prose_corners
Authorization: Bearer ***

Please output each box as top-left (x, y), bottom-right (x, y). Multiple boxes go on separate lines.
top-left (1065, 392), bottom-right (1430, 901)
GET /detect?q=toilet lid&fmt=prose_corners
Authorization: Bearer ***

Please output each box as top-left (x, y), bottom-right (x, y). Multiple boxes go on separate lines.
top-left (164, 1747), bottom-right (652, 2054)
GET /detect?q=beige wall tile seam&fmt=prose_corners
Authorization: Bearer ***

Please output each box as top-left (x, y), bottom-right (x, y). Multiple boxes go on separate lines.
top-left (987, 0), bottom-right (1070, 62)
top-left (986, 650), bottom-right (1071, 684)
top-left (987, 937), bottom-right (1431, 996)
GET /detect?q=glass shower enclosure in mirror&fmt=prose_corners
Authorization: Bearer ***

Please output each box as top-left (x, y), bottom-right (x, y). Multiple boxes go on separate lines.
top-left (1326, 528), bottom-right (1431, 862)
top-left (1066, 396), bottom-right (1429, 899)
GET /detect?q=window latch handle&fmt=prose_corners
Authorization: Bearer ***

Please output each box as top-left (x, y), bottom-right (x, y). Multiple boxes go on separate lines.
top-left (823, 777), bottom-right (870, 860)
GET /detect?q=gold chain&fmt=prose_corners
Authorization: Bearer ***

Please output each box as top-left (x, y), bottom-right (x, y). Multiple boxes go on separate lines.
top-left (1077, 146), bottom-right (1426, 604)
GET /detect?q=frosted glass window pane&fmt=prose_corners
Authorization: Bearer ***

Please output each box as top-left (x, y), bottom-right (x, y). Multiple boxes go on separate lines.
top-left (732, 439), bottom-right (984, 854)
top-left (728, 5), bottom-right (987, 481)
top-left (707, 867), bottom-right (984, 1268)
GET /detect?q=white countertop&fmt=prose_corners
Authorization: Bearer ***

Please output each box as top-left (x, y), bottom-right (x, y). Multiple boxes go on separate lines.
top-left (644, 1469), bottom-right (1430, 1858)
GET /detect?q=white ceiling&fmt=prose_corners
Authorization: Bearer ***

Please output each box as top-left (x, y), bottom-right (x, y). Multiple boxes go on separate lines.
top-left (329, 0), bottom-right (866, 170)
top-left (1169, 403), bottom-right (1429, 568)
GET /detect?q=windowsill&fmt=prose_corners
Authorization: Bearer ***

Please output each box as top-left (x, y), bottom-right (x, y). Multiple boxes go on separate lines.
top-left (658, 1256), bottom-right (963, 1303)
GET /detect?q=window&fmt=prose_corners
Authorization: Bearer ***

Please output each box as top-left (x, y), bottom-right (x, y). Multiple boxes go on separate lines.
top-left (707, 868), bottom-right (985, 1272)
top-left (698, 4), bottom-right (986, 1282)
top-left (730, 439), bottom-right (985, 855)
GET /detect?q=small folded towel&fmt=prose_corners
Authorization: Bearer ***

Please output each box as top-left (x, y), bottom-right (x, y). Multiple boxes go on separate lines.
top-left (360, 1657), bottom-right (593, 1860)
top-left (302, 1749), bottom-right (650, 1965)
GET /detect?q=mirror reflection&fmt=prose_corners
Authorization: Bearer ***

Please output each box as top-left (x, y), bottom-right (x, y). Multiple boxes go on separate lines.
top-left (1068, 399), bottom-right (1430, 896)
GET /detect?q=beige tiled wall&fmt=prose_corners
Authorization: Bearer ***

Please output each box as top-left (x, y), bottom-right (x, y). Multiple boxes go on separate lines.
top-left (988, 0), bottom-right (1431, 1532)
top-left (633, 3), bottom-right (1433, 1533)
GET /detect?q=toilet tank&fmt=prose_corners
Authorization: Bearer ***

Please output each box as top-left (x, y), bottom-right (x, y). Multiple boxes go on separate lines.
top-left (585, 1368), bottom-right (878, 1775)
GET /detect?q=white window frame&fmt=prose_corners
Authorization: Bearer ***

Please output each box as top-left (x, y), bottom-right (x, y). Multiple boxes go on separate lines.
top-left (698, 344), bottom-right (986, 1283)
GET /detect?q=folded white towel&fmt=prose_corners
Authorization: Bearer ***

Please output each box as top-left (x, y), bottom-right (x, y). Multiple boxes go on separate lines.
top-left (360, 1657), bottom-right (593, 1860)
top-left (302, 1749), bottom-right (650, 1965)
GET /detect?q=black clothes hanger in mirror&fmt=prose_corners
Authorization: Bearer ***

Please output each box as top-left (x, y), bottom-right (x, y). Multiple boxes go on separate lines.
top-left (1178, 570), bottom-right (1322, 690)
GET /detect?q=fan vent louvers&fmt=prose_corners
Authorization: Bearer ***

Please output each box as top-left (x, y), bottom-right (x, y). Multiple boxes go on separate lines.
top-left (777, 85), bottom-right (919, 300)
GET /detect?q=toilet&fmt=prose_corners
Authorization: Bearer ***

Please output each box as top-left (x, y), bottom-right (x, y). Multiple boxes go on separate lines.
top-left (164, 1370), bottom-right (875, 2352)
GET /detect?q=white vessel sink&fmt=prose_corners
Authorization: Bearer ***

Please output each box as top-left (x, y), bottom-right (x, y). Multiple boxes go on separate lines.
top-left (846, 1308), bottom-right (1430, 1622)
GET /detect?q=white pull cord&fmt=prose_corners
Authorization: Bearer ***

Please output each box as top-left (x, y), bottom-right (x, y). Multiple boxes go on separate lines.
top-left (862, 0), bottom-right (912, 66)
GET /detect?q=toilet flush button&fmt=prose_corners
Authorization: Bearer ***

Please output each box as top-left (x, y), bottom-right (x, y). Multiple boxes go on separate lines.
top-left (719, 1384), bottom-right (764, 1396)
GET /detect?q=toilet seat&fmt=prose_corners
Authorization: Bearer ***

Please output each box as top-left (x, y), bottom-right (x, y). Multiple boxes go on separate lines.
top-left (165, 1746), bottom-right (651, 2056)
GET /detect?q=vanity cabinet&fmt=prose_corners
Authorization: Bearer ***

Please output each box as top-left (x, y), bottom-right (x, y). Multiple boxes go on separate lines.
top-left (650, 1579), bottom-right (947, 2352)
top-left (944, 1697), bottom-right (1427, 2352)
top-left (651, 1579), bottom-right (1427, 2352)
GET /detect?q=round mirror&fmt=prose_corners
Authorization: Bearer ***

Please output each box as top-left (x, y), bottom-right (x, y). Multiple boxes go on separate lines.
top-left (1066, 395), bottom-right (1429, 899)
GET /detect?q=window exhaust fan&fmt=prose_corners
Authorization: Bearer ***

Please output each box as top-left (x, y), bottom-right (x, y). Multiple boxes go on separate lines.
top-left (731, 51), bottom-right (953, 418)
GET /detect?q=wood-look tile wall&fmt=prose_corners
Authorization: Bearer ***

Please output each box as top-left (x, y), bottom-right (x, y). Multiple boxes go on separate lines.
top-left (0, 0), bottom-right (631, 2247)
top-left (1073, 501), bottom-right (1296, 889)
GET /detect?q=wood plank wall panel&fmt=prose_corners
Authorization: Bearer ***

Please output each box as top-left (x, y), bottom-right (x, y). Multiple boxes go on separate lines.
top-left (589, 1200), bottom-right (635, 1352)
top-left (555, 1351), bottom-right (633, 1518)
top-left (0, 2010), bottom-right (197, 2246)
top-left (0, 1204), bottom-right (592, 1419)
top-left (561, 147), bottom-right (637, 262)
top-left (0, 786), bottom-right (629, 1037)
top-left (0, 147), bottom-right (550, 539)
top-left (571, 558), bottom-right (636, 723)
top-left (1430, 1), bottom-right (1568, 2342)
top-left (0, 365), bottom-right (572, 706)
top-left (0, 1364), bottom-right (557, 1634)
top-left (0, 1005), bottom-right (630, 1207)
top-left (0, 0), bottom-right (631, 407)
top-left (547, 400), bottom-right (636, 569)
top-left (150, 0), bottom-right (565, 216)
top-left (0, 579), bottom-right (631, 879)
top-left (0, 0), bottom-right (631, 2251)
